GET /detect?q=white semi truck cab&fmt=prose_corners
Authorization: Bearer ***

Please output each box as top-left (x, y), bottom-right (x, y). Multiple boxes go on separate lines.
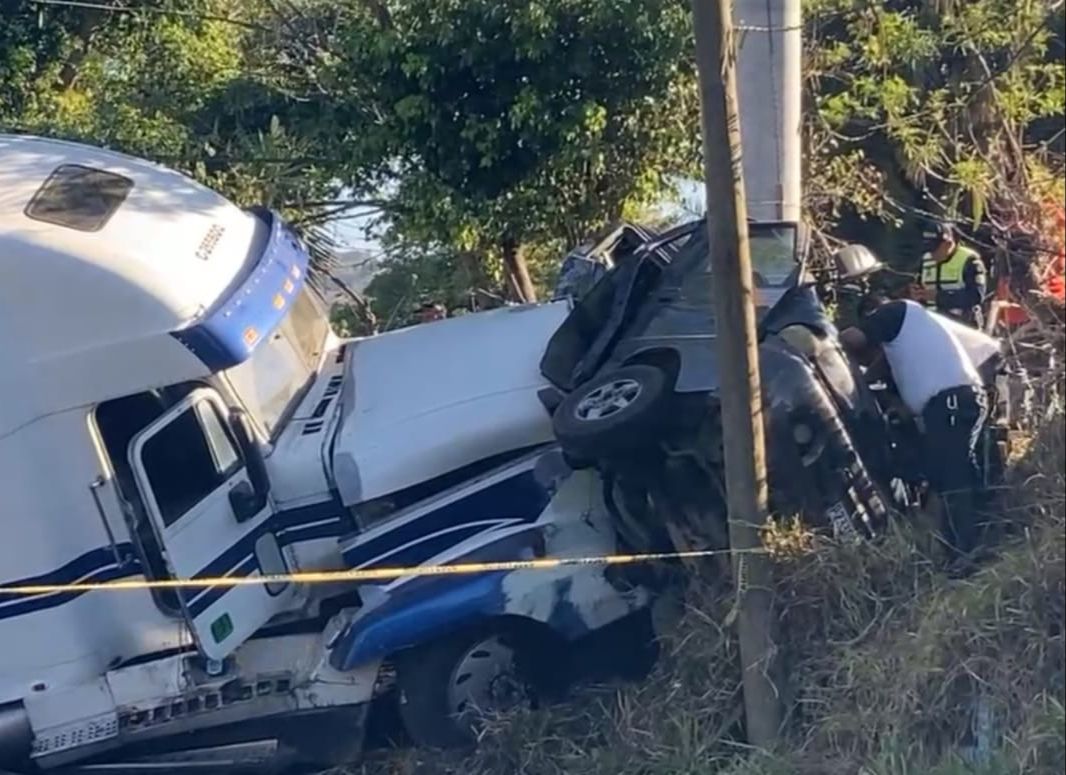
top-left (0, 136), bottom-right (649, 772)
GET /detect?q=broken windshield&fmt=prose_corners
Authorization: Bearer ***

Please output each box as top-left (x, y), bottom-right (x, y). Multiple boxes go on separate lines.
top-left (749, 224), bottom-right (800, 288)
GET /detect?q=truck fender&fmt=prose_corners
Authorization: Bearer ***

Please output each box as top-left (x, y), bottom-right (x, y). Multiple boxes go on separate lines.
top-left (328, 526), bottom-right (645, 671)
top-left (328, 570), bottom-right (512, 671)
top-left (328, 527), bottom-right (544, 671)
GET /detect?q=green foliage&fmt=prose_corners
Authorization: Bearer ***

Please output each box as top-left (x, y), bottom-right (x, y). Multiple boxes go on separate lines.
top-left (321, 0), bottom-right (700, 277)
top-left (1, 0), bottom-right (699, 301)
top-left (363, 244), bottom-right (499, 325)
top-left (0, 1), bottom-right (343, 210)
top-left (329, 303), bottom-right (376, 337)
top-left (3, 0), bottom-right (1061, 302)
top-left (805, 0), bottom-right (1065, 250)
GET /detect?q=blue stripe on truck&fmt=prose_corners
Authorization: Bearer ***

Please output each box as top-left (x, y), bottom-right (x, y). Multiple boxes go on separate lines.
top-left (0, 545), bottom-right (139, 619)
top-left (340, 470), bottom-right (550, 570)
top-left (0, 500), bottom-right (346, 621)
top-left (1, 450), bottom-right (559, 621)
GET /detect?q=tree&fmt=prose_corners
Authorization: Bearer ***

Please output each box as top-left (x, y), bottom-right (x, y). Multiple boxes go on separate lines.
top-left (0, 0), bottom-right (361, 284)
top-left (6, 0), bottom-right (1060, 309)
top-left (362, 244), bottom-right (491, 325)
top-left (2, 1), bottom-right (701, 303)
top-left (317, 0), bottom-right (701, 301)
top-left (803, 0), bottom-right (1065, 272)
top-left (0, 1), bottom-right (349, 214)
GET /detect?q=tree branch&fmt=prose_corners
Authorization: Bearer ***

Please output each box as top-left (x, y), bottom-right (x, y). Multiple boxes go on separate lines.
top-left (961, 6), bottom-right (1063, 108)
top-left (289, 198), bottom-right (391, 211)
top-left (30, 0), bottom-right (270, 30)
top-left (53, 0), bottom-right (111, 89)
top-left (362, 0), bottom-right (392, 29)
top-left (291, 200), bottom-right (390, 225)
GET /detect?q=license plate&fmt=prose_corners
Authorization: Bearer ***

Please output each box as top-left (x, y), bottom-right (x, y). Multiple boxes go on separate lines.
top-left (826, 501), bottom-right (861, 544)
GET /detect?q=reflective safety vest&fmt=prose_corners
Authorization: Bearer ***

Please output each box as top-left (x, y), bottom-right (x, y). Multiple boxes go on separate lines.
top-left (922, 245), bottom-right (979, 290)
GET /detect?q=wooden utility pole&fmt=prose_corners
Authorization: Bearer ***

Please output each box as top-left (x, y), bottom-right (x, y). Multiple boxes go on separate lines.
top-left (690, 0), bottom-right (783, 747)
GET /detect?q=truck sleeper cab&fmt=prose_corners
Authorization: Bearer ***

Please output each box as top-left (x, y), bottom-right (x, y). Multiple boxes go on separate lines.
top-left (0, 135), bottom-right (649, 772)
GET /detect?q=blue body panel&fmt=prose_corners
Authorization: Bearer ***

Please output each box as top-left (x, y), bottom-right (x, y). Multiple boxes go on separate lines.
top-left (171, 210), bottom-right (311, 371)
top-left (341, 469), bottom-right (551, 570)
top-left (327, 451), bottom-right (651, 669)
top-left (329, 571), bottom-right (511, 671)
top-left (328, 556), bottom-right (612, 670)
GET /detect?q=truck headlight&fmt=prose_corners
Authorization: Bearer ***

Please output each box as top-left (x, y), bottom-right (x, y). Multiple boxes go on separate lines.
top-left (792, 422), bottom-right (814, 446)
top-left (789, 411), bottom-right (826, 466)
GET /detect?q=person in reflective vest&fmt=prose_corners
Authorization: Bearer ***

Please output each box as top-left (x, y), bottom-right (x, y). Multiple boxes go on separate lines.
top-left (915, 221), bottom-right (987, 325)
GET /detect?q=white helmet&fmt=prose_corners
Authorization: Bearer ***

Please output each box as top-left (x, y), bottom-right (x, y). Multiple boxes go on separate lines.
top-left (832, 244), bottom-right (883, 281)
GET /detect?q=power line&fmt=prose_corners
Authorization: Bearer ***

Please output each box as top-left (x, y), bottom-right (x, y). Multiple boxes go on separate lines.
top-left (736, 23), bottom-right (803, 32)
top-left (27, 0), bottom-right (270, 31)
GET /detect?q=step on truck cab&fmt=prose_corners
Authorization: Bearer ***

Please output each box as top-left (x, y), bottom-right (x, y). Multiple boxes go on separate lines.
top-left (0, 135), bottom-right (650, 773)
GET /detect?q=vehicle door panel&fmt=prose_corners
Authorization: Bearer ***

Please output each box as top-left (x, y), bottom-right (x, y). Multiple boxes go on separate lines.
top-left (129, 389), bottom-right (294, 659)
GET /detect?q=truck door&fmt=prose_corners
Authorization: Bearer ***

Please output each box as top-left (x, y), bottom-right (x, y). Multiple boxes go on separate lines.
top-left (129, 388), bottom-right (295, 660)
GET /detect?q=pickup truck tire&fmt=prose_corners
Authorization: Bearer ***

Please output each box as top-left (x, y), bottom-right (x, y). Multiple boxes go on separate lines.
top-left (395, 627), bottom-right (534, 749)
top-left (562, 449), bottom-right (595, 470)
top-left (552, 365), bottom-right (672, 460)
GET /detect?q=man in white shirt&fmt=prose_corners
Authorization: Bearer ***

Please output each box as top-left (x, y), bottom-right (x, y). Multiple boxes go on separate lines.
top-left (841, 298), bottom-right (990, 565)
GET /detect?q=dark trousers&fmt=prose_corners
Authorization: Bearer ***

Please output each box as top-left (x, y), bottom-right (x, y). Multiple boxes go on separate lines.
top-left (922, 386), bottom-right (989, 559)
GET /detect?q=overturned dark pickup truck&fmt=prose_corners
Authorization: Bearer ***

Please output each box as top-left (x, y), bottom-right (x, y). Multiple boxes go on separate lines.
top-left (538, 219), bottom-right (919, 557)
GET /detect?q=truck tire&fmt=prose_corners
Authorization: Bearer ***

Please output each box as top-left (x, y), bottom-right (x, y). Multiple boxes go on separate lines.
top-left (552, 365), bottom-right (673, 460)
top-left (395, 627), bottom-right (535, 749)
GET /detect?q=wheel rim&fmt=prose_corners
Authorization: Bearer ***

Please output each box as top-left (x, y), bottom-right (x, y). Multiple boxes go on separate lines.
top-left (573, 378), bottom-right (643, 422)
top-left (446, 635), bottom-right (528, 720)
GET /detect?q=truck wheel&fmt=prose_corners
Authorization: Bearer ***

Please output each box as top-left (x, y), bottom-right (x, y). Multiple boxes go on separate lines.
top-left (552, 365), bottom-right (672, 460)
top-left (395, 628), bottom-right (534, 749)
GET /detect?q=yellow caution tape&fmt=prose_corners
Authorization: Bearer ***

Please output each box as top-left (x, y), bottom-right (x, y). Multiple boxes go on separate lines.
top-left (1, 547), bottom-right (758, 597)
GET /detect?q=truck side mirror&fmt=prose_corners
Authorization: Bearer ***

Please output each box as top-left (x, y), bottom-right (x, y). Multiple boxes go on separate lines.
top-left (229, 409), bottom-right (270, 520)
top-left (228, 480), bottom-right (263, 523)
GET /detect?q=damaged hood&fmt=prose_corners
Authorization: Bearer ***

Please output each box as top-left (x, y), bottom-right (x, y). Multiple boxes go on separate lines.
top-left (331, 302), bottom-right (573, 505)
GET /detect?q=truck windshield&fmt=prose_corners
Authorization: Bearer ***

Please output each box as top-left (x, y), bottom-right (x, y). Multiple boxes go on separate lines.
top-left (225, 286), bottom-right (330, 436)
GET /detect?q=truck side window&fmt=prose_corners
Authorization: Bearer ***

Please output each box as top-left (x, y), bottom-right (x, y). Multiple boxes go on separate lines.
top-left (141, 402), bottom-right (241, 527)
top-left (197, 401), bottom-right (239, 474)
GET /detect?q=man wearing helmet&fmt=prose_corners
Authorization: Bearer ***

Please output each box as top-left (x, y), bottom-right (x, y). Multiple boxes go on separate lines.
top-left (913, 221), bottom-right (987, 326)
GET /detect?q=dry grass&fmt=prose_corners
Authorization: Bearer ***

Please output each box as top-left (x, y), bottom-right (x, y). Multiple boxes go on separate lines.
top-left (344, 406), bottom-right (1065, 775)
